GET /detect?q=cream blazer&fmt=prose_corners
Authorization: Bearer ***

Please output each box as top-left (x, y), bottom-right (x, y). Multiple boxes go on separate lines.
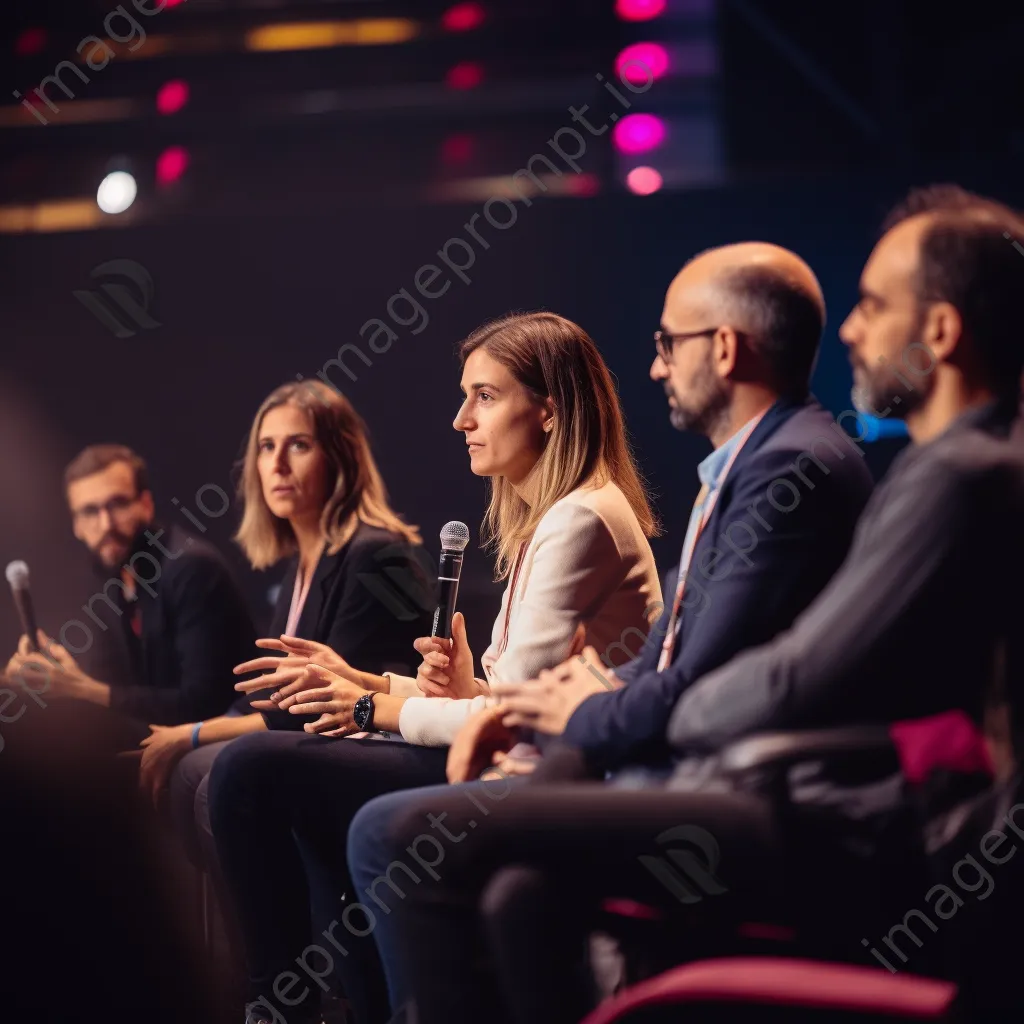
top-left (388, 479), bottom-right (661, 746)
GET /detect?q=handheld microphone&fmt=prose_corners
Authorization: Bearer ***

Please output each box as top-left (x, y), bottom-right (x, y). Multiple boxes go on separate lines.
top-left (5, 560), bottom-right (40, 653)
top-left (432, 521), bottom-right (470, 640)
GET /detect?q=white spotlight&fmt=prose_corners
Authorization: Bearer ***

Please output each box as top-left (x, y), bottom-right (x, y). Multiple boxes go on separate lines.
top-left (97, 170), bottom-right (137, 214)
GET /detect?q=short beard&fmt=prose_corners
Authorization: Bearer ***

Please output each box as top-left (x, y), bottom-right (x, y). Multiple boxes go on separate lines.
top-left (87, 524), bottom-right (143, 576)
top-left (852, 325), bottom-right (934, 421)
top-left (669, 358), bottom-right (731, 439)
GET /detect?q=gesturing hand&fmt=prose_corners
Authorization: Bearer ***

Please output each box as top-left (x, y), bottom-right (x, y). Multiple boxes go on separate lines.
top-left (415, 612), bottom-right (482, 699)
top-left (233, 636), bottom-right (359, 711)
top-left (276, 664), bottom-right (370, 737)
top-left (491, 645), bottom-right (617, 737)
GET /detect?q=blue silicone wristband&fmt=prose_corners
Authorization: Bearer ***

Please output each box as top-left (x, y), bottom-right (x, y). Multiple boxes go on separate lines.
top-left (191, 722), bottom-right (203, 749)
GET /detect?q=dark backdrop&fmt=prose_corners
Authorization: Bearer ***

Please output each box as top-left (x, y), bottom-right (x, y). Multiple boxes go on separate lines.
top-left (2, 164), bottom-right (1021, 663)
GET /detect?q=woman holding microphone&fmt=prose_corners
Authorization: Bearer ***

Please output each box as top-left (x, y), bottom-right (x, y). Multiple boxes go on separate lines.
top-left (211, 312), bottom-right (663, 1024)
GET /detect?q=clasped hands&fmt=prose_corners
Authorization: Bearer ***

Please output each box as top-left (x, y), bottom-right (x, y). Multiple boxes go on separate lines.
top-left (4, 629), bottom-right (99, 702)
top-left (233, 635), bottom-right (372, 737)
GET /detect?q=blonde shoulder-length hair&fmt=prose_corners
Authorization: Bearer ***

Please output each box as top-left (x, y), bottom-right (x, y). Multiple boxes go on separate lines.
top-left (464, 312), bottom-right (659, 580)
top-left (235, 380), bottom-right (420, 569)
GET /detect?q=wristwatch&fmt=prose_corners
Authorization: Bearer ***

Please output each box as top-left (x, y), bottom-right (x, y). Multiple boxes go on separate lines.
top-left (353, 692), bottom-right (377, 732)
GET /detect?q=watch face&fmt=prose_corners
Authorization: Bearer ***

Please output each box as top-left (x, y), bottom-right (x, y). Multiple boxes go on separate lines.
top-left (354, 694), bottom-right (372, 730)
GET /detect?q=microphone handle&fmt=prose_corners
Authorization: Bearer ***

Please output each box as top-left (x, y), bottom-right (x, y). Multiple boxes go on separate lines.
top-left (12, 587), bottom-right (40, 652)
top-left (431, 549), bottom-right (464, 640)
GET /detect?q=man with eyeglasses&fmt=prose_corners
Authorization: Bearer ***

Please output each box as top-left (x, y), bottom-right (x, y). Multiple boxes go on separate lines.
top-left (345, 242), bottom-right (877, 1022)
top-left (4, 444), bottom-right (255, 735)
top-left (433, 242), bottom-right (877, 784)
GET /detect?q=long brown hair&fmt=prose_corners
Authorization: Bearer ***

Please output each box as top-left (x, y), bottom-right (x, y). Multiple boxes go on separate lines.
top-left (235, 380), bottom-right (419, 569)
top-left (462, 312), bottom-right (658, 579)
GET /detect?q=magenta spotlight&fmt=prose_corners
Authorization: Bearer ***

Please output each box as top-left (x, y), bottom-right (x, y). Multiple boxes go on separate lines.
top-left (615, 42), bottom-right (669, 86)
top-left (613, 113), bottom-right (666, 154)
top-left (615, 0), bottom-right (666, 20)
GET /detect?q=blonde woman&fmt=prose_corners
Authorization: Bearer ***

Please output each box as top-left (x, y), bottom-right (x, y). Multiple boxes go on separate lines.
top-left (210, 312), bottom-right (662, 1024)
top-left (148, 380), bottom-right (432, 856)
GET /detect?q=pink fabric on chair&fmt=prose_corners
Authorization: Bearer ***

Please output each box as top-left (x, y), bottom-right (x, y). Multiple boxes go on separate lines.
top-left (580, 957), bottom-right (957, 1023)
top-left (889, 709), bottom-right (993, 785)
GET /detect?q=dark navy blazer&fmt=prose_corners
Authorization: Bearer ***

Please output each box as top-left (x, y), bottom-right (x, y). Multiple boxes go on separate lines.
top-left (562, 397), bottom-right (875, 773)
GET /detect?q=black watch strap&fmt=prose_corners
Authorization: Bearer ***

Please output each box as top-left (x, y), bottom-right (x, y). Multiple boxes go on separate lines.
top-left (354, 692), bottom-right (377, 732)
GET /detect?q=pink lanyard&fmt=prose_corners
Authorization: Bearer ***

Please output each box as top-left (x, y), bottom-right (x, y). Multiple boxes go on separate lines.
top-left (285, 549), bottom-right (322, 637)
top-left (496, 542), bottom-right (528, 659)
top-left (657, 411), bottom-right (767, 671)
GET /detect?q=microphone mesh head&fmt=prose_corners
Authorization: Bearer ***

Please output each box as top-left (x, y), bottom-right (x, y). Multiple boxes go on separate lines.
top-left (5, 560), bottom-right (29, 589)
top-left (439, 521), bottom-right (470, 552)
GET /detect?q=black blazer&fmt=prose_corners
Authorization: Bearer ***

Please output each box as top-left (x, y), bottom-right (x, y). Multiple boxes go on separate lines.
top-left (263, 522), bottom-right (436, 679)
top-left (562, 397), bottom-right (876, 773)
top-left (107, 524), bottom-right (257, 726)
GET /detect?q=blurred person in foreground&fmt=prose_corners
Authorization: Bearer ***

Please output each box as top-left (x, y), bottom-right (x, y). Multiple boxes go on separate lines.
top-left (347, 187), bottom-right (1024, 1024)
top-left (0, 688), bottom-right (220, 1024)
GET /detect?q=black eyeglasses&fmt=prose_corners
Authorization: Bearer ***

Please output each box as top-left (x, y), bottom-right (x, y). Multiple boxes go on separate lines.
top-left (654, 327), bottom-right (718, 362)
top-left (71, 494), bottom-right (140, 525)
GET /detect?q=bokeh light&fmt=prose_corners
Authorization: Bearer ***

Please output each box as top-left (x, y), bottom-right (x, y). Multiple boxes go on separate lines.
top-left (156, 80), bottom-right (190, 115)
top-left (156, 146), bottom-right (190, 186)
top-left (441, 133), bottom-right (476, 164)
top-left (442, 3), bottom-right (486, 32)
top-left (445, 61), bottom-right (484, 90)
top-left (97, 171), bottom-right (137, 214)
top-left (612, 113), bottom-right (666, 154)
top-left (15, 27), bottom-right (48, 57)
top-left (615, 0), bottom-right (666, 20)
top-left (625, 166), bottom-right (663, 196)
top-left (615, 42), bottom-right (669, 85)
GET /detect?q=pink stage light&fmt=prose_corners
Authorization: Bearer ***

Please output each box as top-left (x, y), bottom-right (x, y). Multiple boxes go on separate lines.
top-left (15, 27), bottom-right (47, 57)
top-left (625, 166), bottom-right (663, 196)
top-left (441, 133), bottom-right (475, 164)
top-left (615, 0), bottom-right (666, 20)
top-left (613, 113), bottom-right (666, 154)
top-left (566, 174), bottom-right (600, 197)
top-left (156, 146), bottom-right (189, 186)
top-left (163, 0), bottom-right (187, 6)
top-left (615, 42), bottom-right (669, 85)
top-left (445, 61), bottom-right (484, 90)
top-left (442, 3), bottom-right (486, 31)
top-left (156, 80), bottom-right (189, 115)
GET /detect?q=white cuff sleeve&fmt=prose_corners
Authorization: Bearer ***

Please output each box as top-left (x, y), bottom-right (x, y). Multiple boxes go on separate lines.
top-left (384, 672), bottom-right (421, 699)
top-left (398, 694), bottom-right (492, 747)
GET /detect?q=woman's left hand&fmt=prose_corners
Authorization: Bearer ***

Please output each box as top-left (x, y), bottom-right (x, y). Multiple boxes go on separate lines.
top-left (138, 723), bottom-right (193, 806)
top-left (276, 664), bottom-right (369, 737)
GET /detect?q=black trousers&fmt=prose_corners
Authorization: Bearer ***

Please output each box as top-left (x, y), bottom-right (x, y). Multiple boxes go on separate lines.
top-left (0, 697), bottom-right (222, 1023)
top-left (207, 730), bottom-right (448, 1024)
top-left (347, 778), bottom-right (784, 1024)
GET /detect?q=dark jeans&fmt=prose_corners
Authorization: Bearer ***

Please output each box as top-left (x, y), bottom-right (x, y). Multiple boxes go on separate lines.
top-left (347, 780), bottom-right (782, 1024)
top-left (208, 731), bottom-right (448, 1024)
